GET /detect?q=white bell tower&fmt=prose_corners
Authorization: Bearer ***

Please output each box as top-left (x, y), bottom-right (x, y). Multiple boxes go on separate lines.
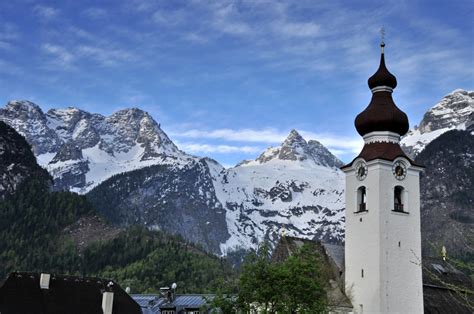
top-left (341, 42), bottom-right (424, 313)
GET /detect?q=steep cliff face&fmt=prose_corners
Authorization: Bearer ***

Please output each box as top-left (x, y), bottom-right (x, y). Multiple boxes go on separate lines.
top-left (416, 127), bottom-right (474, 259)
top-left (86, 158), bottom-right (230, 254)
top-left (401, 89), bottom-right (473, 157)
top-left (0, 121), bottom-right (49, 199)
top-left (1, 101), bottom-right (189, 193)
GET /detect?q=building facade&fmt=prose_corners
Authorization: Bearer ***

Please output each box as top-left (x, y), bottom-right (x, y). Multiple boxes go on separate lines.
top-left (341, 42), bottom-right (424, 313)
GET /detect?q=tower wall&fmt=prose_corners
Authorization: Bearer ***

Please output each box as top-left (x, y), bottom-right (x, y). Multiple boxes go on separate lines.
top-left (344, 159), bottom-right (424, 313)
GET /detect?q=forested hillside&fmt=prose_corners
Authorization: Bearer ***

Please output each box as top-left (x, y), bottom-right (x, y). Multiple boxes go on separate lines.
top-left (0, 122), bottom-right (236, 293)
top-left (416, 128), bottom-right (473, 272)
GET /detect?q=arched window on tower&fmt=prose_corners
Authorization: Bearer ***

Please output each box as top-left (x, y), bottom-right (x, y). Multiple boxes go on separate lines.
top-left (357, 186), bottom-right (367, 212)
top-left (394, 186), bottom-right (405, 212)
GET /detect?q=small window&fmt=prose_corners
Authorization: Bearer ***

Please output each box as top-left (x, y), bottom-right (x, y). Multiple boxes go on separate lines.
top-left (357, 186), bottom-right (367, 212)
top-left (361, 269), bottom-right (364, 278)
top-left (394, 186), bottom-right (405, 212)
top-left (162, 310), bottom-right (176, 314)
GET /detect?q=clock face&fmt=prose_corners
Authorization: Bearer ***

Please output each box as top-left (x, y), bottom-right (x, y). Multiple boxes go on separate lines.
top-left (355, 161), bottom-right (368, 181)
top-left (392, 161), bottom-right (407, 180)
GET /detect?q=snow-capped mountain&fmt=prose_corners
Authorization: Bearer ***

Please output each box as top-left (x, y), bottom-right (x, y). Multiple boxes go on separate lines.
top-left (212, 129), bottom-right (345, 253)
top-left (0, 101), bottom-right (193, 193)
top-left (401, 89), bottom-right (473, 157)
top-left (0, 100), bottom-right (345, 254)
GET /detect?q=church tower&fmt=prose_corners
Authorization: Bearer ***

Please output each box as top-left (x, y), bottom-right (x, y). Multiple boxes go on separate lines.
top-left (341, 41), bottom-right (424, 313)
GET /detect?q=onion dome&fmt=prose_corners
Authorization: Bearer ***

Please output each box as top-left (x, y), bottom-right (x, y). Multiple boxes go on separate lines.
top-left (367, 43), bottom-right (397, 90)
top-left (354, 43), bottom-right (409, 136)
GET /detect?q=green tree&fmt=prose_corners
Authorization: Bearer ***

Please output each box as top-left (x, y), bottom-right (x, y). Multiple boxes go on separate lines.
top-left (222, 242), bottom-right (327, 314)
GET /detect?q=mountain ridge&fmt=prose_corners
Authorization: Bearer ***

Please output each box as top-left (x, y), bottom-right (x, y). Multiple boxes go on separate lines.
top-left (401, 89), bottom-right (473, 157)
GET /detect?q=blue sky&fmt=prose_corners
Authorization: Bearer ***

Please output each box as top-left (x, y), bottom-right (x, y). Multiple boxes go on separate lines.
top-left (0, 0), bottom-right (473, 166)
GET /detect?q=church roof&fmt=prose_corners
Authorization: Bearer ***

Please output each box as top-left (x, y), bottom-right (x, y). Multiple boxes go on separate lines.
top-left (341, 141), bottom-right (422, 169)
top-left (354, 43), bottom-right (409, 137)
top-left (367, 44), bottom-right (397, 90)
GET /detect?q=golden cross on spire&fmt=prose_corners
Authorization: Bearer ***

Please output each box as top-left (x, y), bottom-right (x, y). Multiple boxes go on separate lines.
top-left (281, 225), bottom-right (286, 238)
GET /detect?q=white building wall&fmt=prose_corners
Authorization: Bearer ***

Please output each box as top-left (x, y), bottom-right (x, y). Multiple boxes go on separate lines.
top-left (344, 158), bottom-right (423, 314)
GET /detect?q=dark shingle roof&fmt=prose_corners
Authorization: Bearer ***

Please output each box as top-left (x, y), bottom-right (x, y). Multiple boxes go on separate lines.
top-left (422, 257), bottom-right (473, 313)
top-left (0, 272), bottom-right (141, 314)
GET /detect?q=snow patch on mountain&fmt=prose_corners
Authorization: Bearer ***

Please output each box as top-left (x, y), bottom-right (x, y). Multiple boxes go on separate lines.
top-left (210, 130), bottom-right (345, 253)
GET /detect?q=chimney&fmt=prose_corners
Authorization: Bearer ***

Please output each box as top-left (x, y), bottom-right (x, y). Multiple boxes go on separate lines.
top-left (40, 273), bottom-right (50, 289)
top-left (102, 292), bottom-right (114, 314)
top-left (102, 281), bottom-right (114, 314)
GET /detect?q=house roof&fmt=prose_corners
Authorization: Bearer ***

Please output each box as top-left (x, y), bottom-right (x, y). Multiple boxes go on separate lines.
top-left (422, 257), bottom-right (473, 313)
top-left (132, 294), bottom-right (215, 313)
top-left (321, 242), bottom-right (345, 272)
top-left (0, 272), bottom-right (141, 314)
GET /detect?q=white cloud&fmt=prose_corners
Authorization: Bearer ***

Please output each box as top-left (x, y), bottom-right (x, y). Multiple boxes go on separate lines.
top-left (299, 131), bottom-right (363, 154)
top-left (41, 42), bottom-right (135, 68)
top-left (273, 21), bottom-right (321, 38)
top-left (176, 142), bottom-right (262, 154)
top-left (170, 128), bottom-right (287, 143)
top-left (34, 5), bottom-right (59, 20)
top-left (41, 43), bottom-right (74, 66)
top-left (171, 127), bottom-right (363, 156)
top-left (77, 45), bottom-right (134, 66)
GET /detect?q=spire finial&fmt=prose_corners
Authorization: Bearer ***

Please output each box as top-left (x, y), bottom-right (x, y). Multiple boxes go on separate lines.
top-left (380, 26), bottom-right (385, 53)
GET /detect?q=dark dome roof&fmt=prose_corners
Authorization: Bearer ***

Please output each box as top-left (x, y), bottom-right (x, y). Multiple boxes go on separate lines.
top-left (368, 49), bottom-right (397, 89)
top-left (355, 46), bottom-right (409, 136)
top-left (355, 92), bottom-right (409, 136)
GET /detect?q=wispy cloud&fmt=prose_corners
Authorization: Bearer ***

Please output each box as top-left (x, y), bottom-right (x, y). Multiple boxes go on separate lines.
top-left (176, 141), bottom-right (262, 154)
top-left (273, 21), bottom-right (321, 38)
top-left (41, 43), bottom-right (75, 67)
top-left (82, 7), bottom-right (108, 19)
top-left (33, 5), bottom-right (60, 20)
top-left (170, 128), bottom-right (286, 143)
top-left (41, 42), bottom-right (135, 68)
top-left (170, 128), bottom-right (363, 156)
top-left (77, 45), bottom-right (134, 66)
top-left (0, 23), bottom-right (19, 51)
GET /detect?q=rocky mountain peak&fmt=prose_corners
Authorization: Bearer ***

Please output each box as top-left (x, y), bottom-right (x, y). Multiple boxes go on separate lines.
top-left (251, 129), bottom-right (342, 168)
top-left (5, 100), bottom-right (43, 115)
top-left (418, 89), bottom-right (473, 133)
top-left (0, 101), bottom-right (189, 193)
top-left (282, 129), bottom-right (306, 147)
top-left (0, 101), bottom-right (62, 155)
top-left (401, 89), bottom-right (473, 157)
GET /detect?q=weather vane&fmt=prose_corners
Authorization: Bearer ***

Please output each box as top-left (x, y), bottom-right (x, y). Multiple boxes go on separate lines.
top-left (380, 26), bottom-right (385, 52)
